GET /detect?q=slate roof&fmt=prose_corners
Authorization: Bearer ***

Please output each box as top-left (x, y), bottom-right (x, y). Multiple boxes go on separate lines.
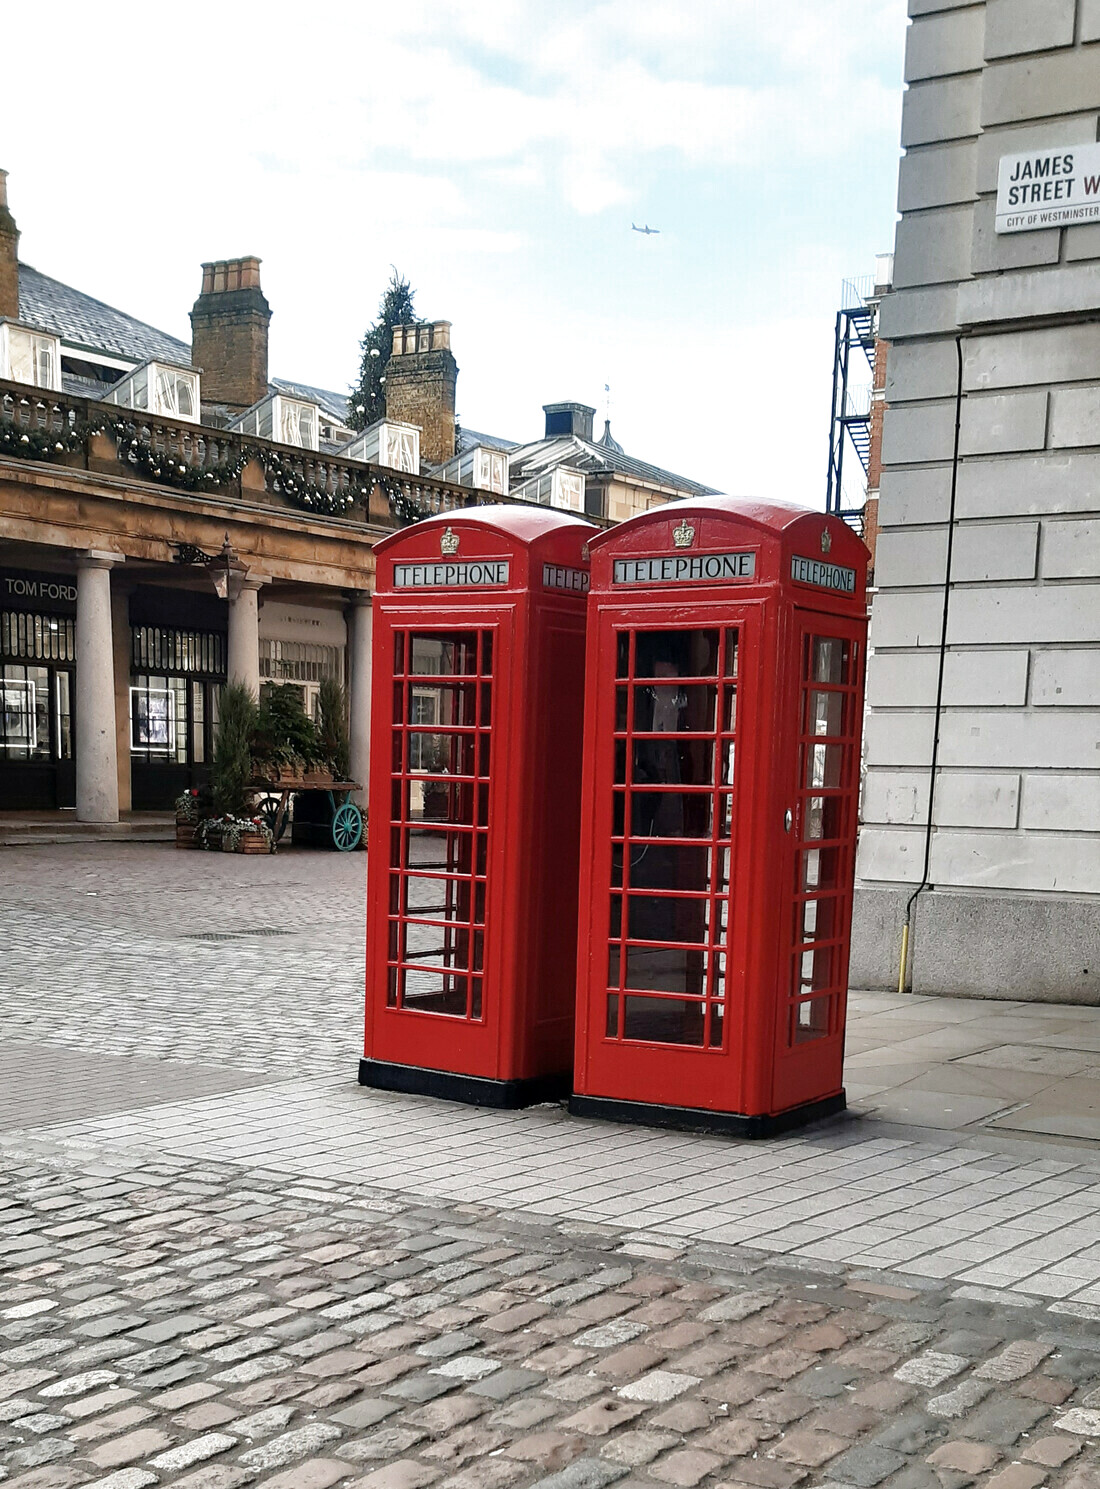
top-left (508, 432), bottom-right (718, 498)
top-left (18, 264), bottom-right (192, 366)
top-left (456, 426), bottom-right (518, 455)
top-left (16, 263), bottom-right (351, 421)
top-left (270, 378), bottom-right (351, 427)
top-left (13, 264), bottom-right (716, 494)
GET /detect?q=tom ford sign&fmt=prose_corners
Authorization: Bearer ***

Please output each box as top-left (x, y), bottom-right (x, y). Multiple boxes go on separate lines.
top-left (1, 569), bottom-right (78, 612)
top-left (996, 142), bottom-right (1100, 233)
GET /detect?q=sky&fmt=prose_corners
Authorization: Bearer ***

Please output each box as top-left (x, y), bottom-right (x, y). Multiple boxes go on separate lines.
top-left (1, 0), bottom-right (906, 504)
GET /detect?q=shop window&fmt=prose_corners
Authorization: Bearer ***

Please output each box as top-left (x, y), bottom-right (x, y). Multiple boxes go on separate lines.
top-left (131, 626), bottom-right (225, 676)
top-left (1, 611), bottom-right (75, 663)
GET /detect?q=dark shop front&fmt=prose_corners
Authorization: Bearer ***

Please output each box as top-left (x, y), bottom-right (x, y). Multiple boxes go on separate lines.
top-left (0, 567), bottom-right (76, 810)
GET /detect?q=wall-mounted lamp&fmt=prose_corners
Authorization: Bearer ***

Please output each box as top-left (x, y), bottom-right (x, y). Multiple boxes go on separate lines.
top-left (171, 532), bottom-right (248, 602)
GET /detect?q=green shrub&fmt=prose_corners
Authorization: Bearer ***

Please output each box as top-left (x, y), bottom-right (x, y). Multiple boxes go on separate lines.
top-left (211, 683), bottom-right (258, 817)
top-left (317, 677), bottom-right (352, 782)
top-left (254, 683), bottom-right (324, 772)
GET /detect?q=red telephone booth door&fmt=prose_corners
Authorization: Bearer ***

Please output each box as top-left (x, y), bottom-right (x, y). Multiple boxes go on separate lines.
top-left (575, 604), bottom-right (768, 1113)
top-left (772, 610), bottom-right (865, 1112)
top-left (371, 620), bottom-right (505, 1079)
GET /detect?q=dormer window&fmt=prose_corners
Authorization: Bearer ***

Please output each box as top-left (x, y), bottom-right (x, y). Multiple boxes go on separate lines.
top-left (279, 399), bottom-right (317, 449)
top-left (440, 444), bottom-right (509, 495)
top-left (0, 322), bottom-right (62, 392)
top-left (229, 392), bottom-right (321, 452)
top-left (339, 419), bottom-right (420, 474)
top-left (154, 366), bottom-right (197, 419)
top-left (99, 360), bottom-right (201, 423)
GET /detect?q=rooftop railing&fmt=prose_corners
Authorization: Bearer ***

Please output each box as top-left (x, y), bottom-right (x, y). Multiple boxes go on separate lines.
top-left (0, 379), bottom-right (610, 529)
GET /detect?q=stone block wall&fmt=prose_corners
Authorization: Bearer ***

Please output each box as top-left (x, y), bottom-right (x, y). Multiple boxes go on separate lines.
top-left (852, 0), bottom-right (1100, 1001)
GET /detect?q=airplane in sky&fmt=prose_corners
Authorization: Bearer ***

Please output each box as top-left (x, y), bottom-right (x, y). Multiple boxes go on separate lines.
top-left (631, 223), bottom-right (660, 235)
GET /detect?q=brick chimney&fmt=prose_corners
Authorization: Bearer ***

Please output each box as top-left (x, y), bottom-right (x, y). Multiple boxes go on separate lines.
top-left (189, 257), bottom-right (271, 412)
top-left (0, 171), bottom-right (20, 321)
top-left (384, 321), bottom-right (458, 465)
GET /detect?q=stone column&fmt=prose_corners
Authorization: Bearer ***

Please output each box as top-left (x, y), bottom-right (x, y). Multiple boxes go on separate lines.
top-left (111, 585), bottom-right (132, 813)
top-left (347, 594), bottom-right (373, 802)
top-left (75, 553), bottom-right (120, 823)
top-left (227, 577), bottom-right (263, 697)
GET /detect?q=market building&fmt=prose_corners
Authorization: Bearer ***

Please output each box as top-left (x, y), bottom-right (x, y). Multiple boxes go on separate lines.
top-left (0, 171), bottom-right (712, 822)
top-left (851, 1), bottom-right (1100, 1002)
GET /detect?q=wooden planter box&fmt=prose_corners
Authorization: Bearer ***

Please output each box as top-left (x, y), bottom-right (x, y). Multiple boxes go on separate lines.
top-left (234, 831), bottom-right (272, 855)
top-left (196, 825), bottom-right (271, 854)
top-left (175, 823), bottom-right (197, 849)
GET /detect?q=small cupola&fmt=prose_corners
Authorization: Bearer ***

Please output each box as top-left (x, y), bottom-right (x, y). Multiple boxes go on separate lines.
top-left (542, 402), bottom-right (595, 440)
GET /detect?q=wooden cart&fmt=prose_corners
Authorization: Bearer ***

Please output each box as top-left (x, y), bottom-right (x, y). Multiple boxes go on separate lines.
top-left (253, 772), bottom-right (364, 852)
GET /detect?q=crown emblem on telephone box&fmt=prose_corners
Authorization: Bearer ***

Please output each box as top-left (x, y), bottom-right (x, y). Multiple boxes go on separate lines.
top-left (440, 527), bottom-right (459, 556)
top-left (820, 527), bottom-right (832, 554)
top-left (672, 519), bottom-right (696, 549)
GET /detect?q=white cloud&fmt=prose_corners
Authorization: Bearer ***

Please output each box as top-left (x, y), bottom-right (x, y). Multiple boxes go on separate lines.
top-left (0, 0), bottom-right (905, 513)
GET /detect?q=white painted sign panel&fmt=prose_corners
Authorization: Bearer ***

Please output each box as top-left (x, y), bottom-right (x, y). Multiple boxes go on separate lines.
top-left (612, 552), bottom-right (756, 586)
top-left (996, 143), bottom-right (1100, 234)
top-left (790, 556), bottom-right (856, 593)
top-left (393, 561), bottom-right (510, 589)
top-left (542, 564), bottom-right (590, 593)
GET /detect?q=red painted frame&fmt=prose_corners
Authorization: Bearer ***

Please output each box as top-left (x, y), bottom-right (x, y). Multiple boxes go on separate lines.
top-left (573, 497), bottom-right (868, 1122)
top-left (364, 507), bottom-right (595, 1093)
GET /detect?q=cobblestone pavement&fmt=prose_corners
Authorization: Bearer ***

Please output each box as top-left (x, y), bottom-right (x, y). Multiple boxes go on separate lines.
top-left (3, 844), bottom-right (1100, 1486)
top-left (2, 1138), bottom-right (1100, 1489)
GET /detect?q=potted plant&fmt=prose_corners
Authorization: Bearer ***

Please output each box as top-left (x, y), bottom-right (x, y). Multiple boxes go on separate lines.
top-left (198, 683), bottom-right (272, 854)
top-left (252, 683), bottom-right (325, 785)
top-left (317, 677), bottom-right (352, 783)
top-left (173, 787), bottom-right (208, 848)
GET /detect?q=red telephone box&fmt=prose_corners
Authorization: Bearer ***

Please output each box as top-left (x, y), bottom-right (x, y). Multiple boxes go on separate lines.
top-left (361, 505), bottom-right (596, 1108)
top-left (570, 497), bottom-right (868, 1136)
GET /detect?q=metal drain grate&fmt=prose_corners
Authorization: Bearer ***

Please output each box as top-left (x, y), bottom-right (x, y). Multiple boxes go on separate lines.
top-left (183, 928), bottom-right (294, 941)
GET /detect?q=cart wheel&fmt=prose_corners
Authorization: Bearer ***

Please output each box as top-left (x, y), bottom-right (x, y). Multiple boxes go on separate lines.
top-left (331, 802), bottom-right (363, 852)
top-left (259, 796), bottom-right (288, 842)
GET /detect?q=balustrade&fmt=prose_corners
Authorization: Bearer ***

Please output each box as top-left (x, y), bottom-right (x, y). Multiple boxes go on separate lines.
top-left (0, 376), bottom-right (610, 529)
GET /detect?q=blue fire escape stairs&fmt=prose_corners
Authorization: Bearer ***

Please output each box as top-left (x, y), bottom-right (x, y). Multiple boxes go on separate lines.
top-left (826, 304), bottom-right (876, 532)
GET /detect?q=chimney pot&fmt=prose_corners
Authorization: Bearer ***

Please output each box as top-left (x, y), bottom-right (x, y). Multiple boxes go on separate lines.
top-left (385, 319), bottom-right (458, 465)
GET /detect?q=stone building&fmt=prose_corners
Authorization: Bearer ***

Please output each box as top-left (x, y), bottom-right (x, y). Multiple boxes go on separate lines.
top-left (0, 177), bottom-right (504, 822)
top-left (505, 402), bottom-right (717, 522)
top-left (0, 170), bottom-right (714, 825)
top-left (852, 0), bottom-right (1100, 1001)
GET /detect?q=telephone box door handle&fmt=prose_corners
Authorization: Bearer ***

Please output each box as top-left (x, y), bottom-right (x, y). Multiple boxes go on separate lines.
top-left (784, 809), bottom-right (793, 833)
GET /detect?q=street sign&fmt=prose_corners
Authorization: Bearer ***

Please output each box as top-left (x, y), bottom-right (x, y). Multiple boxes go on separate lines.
top-left (996, 142), bottom-right (1100, 234)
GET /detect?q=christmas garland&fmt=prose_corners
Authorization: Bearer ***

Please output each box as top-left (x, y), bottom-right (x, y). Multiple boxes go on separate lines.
top-left (1, 409), bottom-right (429, 526)
top-left (0, 420), bottom-right (85, 463)
top-left (107, 421), bottom-right (250, 493)
top-left (260, 449), bottom-right (369, 517)
top-left (379, 475), bottom-right (427, 525)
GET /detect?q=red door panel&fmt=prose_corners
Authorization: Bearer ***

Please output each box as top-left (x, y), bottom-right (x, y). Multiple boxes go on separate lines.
top-left (368, 619), bottom-right (505, 1078)
top-left (576, 604), bottom-right (765, 1111)
top-left (772, 611), bottom-right (866, 1110)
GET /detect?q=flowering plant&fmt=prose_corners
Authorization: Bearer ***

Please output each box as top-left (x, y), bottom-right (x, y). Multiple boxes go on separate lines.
top-left (196, 814), bottom-right (274, 852)
top-left (174, 787), bottom-right (207, 823)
